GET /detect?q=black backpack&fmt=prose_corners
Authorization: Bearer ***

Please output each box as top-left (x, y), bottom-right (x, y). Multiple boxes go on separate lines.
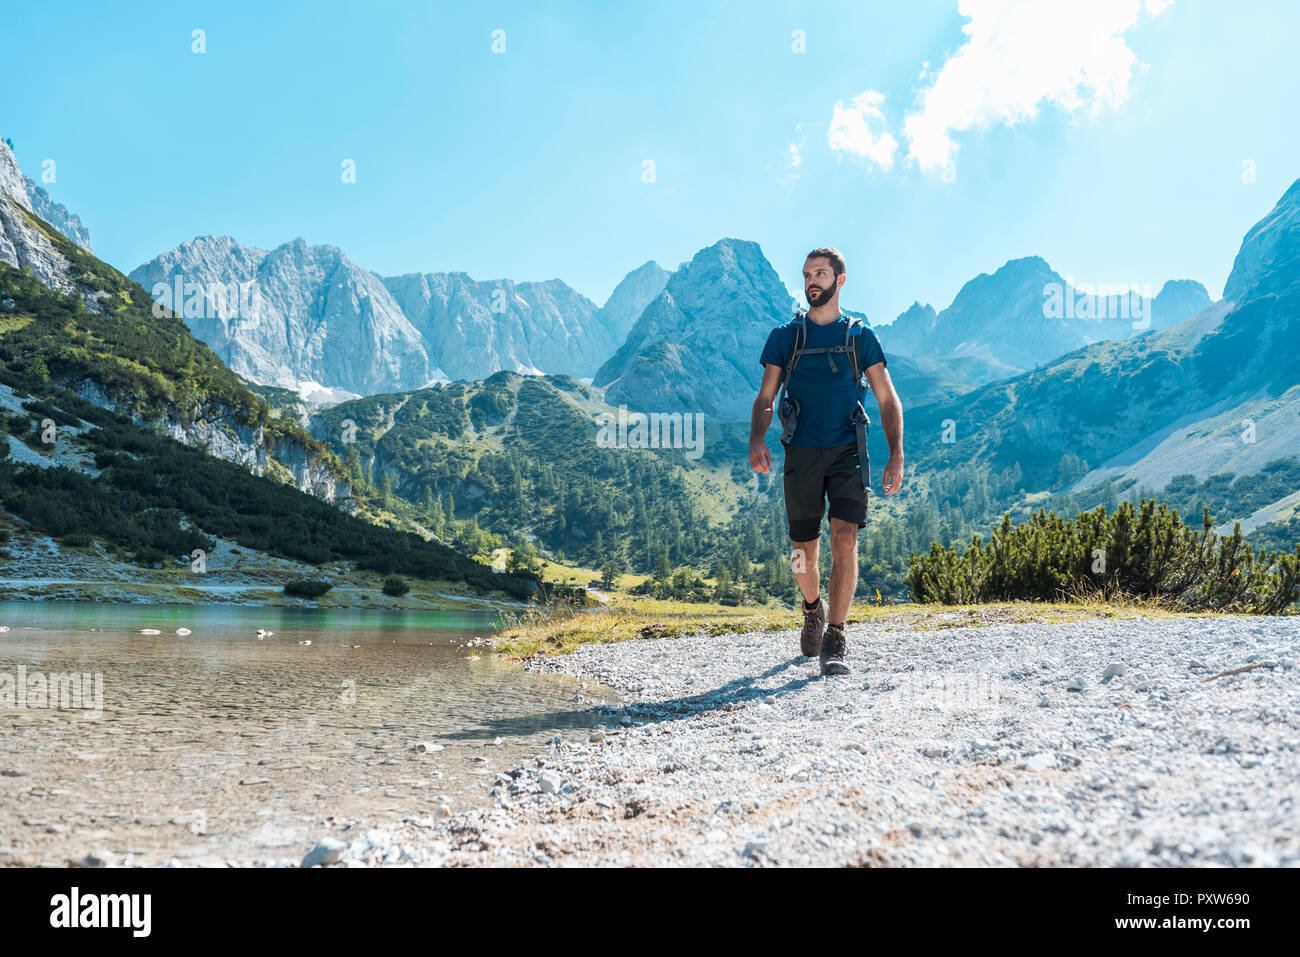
top-left (775, 309), bottom-right (872, 491)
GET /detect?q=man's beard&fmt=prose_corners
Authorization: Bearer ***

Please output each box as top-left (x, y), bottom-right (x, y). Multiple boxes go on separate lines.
top-left (805, 283), bottom-right (835, 307)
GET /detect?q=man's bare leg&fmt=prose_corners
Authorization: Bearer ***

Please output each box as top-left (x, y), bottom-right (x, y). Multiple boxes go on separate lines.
top-left (792, 536), bottom-right (826, 657)
top-left (820, 519), bottom-right (858, 675)
top-left (790, 538), bottom-right (821, 604)
top-left (827, 518), bottom-right (859, 625)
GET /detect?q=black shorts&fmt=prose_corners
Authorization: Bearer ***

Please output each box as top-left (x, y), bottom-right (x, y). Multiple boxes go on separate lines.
top-left (783, 443), bottom-right (868, 542)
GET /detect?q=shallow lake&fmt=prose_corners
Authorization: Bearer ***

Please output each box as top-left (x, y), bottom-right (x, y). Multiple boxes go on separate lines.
top-left (0, 602), bottom-right (617, 866)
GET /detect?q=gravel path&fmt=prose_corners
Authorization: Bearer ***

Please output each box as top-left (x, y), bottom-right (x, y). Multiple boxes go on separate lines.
top-left (304, 612), bottom-right (1299, 867)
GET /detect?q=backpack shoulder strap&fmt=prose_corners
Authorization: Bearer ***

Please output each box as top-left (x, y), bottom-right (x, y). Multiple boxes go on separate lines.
top-left (845, 316), bottom-right (866, 389)
top-left (782, 312), bottom-right (807, 384)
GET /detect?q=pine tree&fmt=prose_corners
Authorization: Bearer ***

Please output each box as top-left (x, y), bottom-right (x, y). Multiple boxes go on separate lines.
top-left (599, 559), bottom-right (619, 589)
top-left (343, 446), bottom-right (363, 484)
top-left (653, 548), bottom-right (670, 581)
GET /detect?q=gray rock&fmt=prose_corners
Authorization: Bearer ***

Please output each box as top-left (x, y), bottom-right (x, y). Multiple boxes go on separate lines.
top-left (23, 174), bottom-right (93, 251)
top-left (0, 175), bottom-right (80, 300)
top-left (78, 849), bottom-right (114, 868)
top-left (301, 837), bottom-right (347, 868)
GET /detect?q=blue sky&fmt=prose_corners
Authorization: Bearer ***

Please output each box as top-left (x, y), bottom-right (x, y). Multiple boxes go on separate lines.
top-left (3, 0), bottom-right (1298, 323)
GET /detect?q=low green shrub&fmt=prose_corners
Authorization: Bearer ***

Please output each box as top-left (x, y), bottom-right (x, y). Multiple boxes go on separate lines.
top-left (907, 499), bottom-right (1300, 614)
top-left (381, 577), bottom-right (410, 597)
top-left (284, 579), bottom-right (333, 599)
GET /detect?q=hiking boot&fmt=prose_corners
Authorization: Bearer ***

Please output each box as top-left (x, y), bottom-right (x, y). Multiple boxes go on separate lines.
top-left (820, 623), bottom-right (850, 676)
top-left (800, 597), bottom-right (826, 657)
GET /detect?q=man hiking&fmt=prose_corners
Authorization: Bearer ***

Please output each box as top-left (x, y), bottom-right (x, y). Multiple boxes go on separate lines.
top-left (750, 247), bottom-right (905, 675)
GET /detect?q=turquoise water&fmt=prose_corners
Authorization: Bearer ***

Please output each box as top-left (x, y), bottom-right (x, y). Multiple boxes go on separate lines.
top-left (0, 601), bottom-right (615, 865)
top-left (0, 601), bottom-right (504, 636)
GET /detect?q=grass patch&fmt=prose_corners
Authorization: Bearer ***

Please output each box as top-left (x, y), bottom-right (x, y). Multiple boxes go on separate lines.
top-left (0, 314), bottom-right (34, 335)
top-left (493, 595), bottom-right (795, 658)
top-left (494, 595), bottom-right (1235, 658)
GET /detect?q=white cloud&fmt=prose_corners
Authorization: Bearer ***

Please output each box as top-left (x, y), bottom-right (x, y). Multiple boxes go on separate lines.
top-left (828, 89), bottom-right (899, 170)
top-left (779, 122), bottom-right (809, 186)
top-left (903, 0), bottom-right (1171, 171)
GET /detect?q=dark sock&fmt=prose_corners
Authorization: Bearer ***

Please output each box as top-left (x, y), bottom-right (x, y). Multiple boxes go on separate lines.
top-left (827, 622), bottom-right (845, 632)
top-left (802, 596), bottom-right (820, 611)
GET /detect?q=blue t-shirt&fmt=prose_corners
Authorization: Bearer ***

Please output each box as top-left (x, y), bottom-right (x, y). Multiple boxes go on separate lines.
top-left (759, 313), bottom-right (887, 448)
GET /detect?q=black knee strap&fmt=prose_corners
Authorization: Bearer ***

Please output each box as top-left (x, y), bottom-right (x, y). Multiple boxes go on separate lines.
top-left (788, 517), bottom-right (822, 542)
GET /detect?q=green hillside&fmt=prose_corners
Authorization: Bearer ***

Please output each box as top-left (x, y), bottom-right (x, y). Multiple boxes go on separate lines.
top-left (312, 372), bottom-right (744, 564)
top-left (0, 220), bottom-right (261, 423)
top-left (0, 203), bottom-right (531, 600)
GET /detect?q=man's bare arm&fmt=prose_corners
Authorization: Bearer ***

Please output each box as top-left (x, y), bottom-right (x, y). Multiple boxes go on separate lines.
top-left (749, 364), bottom-right (784, 473)
top-left (865, 362), bottom-right (905, 494)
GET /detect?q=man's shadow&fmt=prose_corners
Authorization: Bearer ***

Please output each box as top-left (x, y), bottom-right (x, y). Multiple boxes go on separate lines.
top-left (442, 654), bottom-right (822, 742)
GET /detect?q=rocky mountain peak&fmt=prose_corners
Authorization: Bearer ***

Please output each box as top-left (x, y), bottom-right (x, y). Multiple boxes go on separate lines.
top-left (596, 260), bottom-right (670, 341)
top-left (1223, 177), bottom-right (1300, 302)
top-left (0, 138), bottom-right (33, 213)
top-left (0, 138), bottom-right (95, 252)
top-left (592, 238), bottom-right (792, 419)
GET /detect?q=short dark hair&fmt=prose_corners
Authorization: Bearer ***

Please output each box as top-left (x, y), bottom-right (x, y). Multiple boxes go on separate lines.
top-left (805, 247), bottom-right (845, 277)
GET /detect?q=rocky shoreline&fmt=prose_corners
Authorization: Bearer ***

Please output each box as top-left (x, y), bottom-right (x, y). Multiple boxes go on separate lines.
top-left (313, 611), bottom-right (1298, 867)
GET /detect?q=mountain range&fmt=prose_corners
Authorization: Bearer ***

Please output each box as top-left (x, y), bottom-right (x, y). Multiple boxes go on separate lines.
top-left (129, 223), bottom-right (1212, 423)
top-left (589, 247), bottom-right (1209, 420)
top-left (130, 238), bottom-right (669, 397)
top-left (875, 257), bottom-right (1210, 379)
top-left (905, 178), bottom-right (1300, 542)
